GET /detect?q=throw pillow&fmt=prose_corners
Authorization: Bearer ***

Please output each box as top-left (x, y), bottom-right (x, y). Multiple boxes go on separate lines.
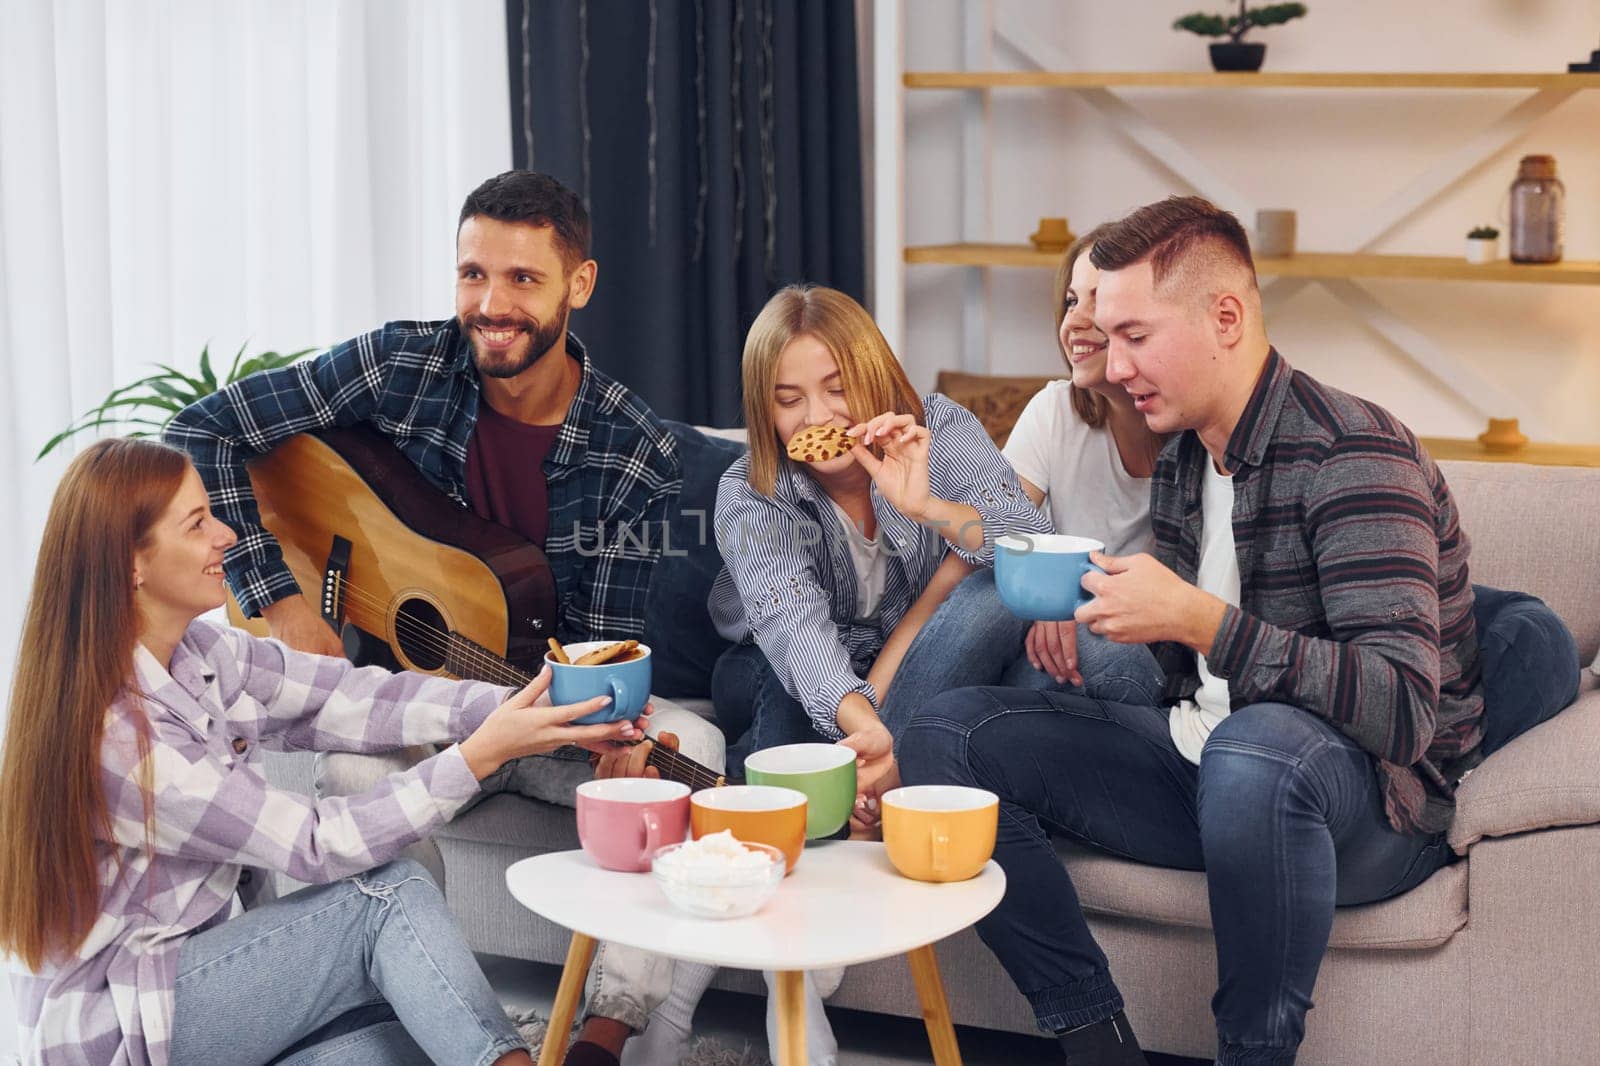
top-left (1472, 583), bottom-right (1581, 758)
top-left (933, 370), bottom-right (1056, 448)
top-left (643, 420), bottom-right (747, 698)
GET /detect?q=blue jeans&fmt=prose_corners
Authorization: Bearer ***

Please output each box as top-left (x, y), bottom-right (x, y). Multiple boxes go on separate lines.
top-left (712, 569), bottom-right (1165, 772)
top-left (712, 642), bottom-right (832, 776)
top-left (896, 691), bottom-right (1451, 1066)
top-left (169, 859), bottom-right (523, 1066)
top-left (881, 568), bottom-right (1165, 726)
top-left (316, 700), bottom-right (727, 1034)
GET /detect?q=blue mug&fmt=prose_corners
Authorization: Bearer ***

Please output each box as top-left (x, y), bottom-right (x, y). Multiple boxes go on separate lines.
top-left (546, 641), bottom-right (653, 724)
top-left (993, 534), bottom-right (1106, 622)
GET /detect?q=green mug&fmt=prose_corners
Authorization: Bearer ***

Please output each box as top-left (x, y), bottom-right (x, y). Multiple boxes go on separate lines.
top-left (743, 743), bottom-right (857, 839)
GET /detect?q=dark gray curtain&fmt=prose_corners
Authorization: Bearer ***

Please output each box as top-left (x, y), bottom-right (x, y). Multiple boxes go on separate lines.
top-left (504, 0), bottom-right (865, 426)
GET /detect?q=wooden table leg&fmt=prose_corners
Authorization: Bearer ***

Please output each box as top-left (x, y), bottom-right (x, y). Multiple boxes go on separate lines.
top-left (538, 931), bottom-right (597, 1066)
top-left (773, 969), bottom-right (807, 1066)
top-left (907, 943), bottom-right (963, 1066)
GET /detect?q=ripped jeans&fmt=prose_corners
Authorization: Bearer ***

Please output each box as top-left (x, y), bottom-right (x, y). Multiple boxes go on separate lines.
top-left (169, 859), bottom-right (523, 1066)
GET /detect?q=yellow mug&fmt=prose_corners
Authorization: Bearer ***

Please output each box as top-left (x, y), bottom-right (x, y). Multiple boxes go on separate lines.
top-left (690, 785), bottom-right (809, 874)
top-left (881, 786), bottom-right (998, 883)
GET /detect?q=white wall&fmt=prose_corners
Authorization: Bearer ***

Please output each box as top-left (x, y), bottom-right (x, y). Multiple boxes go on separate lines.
top-left (897, 0), bottom-right (1600, 443)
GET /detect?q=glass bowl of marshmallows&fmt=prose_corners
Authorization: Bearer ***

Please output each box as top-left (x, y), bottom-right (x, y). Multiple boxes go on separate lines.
top-left (651, 831), bottom-right (786, 919)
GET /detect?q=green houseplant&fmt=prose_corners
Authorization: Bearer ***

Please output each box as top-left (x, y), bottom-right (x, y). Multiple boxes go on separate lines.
top-left (38, 343), bottom-right (315, 460)
top-left (1174, 1), bottom-right (1308, 72)
top-left (1465, 225), bottom-right (1500, 265)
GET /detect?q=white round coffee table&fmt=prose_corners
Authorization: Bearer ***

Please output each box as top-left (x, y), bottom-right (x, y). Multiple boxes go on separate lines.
top-left (505, 839), bottom-right (1005, 1066)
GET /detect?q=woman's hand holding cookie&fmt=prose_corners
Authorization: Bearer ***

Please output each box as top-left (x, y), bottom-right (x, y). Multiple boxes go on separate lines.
top-left (848, 412), bottom-right (931, 521)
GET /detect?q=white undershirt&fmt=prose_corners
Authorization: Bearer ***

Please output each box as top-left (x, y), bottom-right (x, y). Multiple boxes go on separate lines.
top-left (827, 497), bottom-right (888, 623)
top-left (1001, 380), bottom-right (1154, 557)
top-left (1170, 459), bottom-right (1242, 764)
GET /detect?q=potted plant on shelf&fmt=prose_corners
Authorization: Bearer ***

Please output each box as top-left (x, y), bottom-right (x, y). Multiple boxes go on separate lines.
top-left (1173, 1), bottom-right (1308, 72)
top-left (37, 343), bottom-right (314, 460)
top-left (1465, 225), bottom-right (1500, 265)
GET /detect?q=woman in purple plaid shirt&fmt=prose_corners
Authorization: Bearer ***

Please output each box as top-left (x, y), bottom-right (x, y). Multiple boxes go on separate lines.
top-left (0, 438), bottom-right (646, 1066)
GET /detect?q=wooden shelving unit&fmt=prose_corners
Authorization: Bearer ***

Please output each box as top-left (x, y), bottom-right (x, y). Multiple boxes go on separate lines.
top-left (904, 244), bottom-right (1600, 286)
top-left (889, 56), bottom-right (1600, 457)
top-left (904, 71), bottom-right (1600, 91)
top-left (1420, 438), bottom-right (1600, 468)
top-left (884, 50), bottom-right (1600, 465)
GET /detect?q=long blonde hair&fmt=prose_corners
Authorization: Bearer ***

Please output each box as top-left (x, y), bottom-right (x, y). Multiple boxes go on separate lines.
top-left (0, 438), bottom-right (186, 969)
top-left (741, 284), bottom-right (923, 496)
top-left (1053, 226), bottom-right (1112, 429)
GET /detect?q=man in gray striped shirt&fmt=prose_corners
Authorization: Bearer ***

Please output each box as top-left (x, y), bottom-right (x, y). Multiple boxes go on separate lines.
top-left (898, 196), bottom-right (1483, 1066)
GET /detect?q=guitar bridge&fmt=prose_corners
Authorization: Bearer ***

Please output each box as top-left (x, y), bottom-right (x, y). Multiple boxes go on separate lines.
top-left (321, 536), bottom-right (352, 628)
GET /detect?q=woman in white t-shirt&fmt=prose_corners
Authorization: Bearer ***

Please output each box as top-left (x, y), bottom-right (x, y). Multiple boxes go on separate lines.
top-left (887, 227), bottom-right (1168, 709)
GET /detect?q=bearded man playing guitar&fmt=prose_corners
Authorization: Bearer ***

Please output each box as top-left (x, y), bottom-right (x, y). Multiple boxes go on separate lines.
top-left (167, 169), bottom-right (725, 1066)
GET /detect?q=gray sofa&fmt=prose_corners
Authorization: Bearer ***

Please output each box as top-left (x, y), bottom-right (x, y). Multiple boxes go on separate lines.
top-left (264, 458), bottom-right (1600, 1064)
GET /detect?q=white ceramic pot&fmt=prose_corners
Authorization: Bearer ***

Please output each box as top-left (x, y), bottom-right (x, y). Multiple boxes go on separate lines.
top-left (1465, 237), bottom-right (1498, 264)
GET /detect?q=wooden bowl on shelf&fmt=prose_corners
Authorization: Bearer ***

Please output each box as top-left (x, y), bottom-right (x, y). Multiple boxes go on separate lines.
top-left (1028, 217), bottom-right (1075, 253)
top-left (1477, 418), bottom-right (1529, 453)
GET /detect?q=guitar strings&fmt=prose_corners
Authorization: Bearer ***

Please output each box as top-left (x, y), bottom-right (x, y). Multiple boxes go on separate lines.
top-left (332, 578), bottom-right (717, 782)
top-left (333, 578), bottom-right (722, 789)
top-left (323, 577), bottom-right (724, 790)
top-left (329, 580), bottom-right (523, 681)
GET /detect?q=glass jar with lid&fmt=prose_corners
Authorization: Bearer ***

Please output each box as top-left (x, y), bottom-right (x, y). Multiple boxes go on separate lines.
top-left (1508, 154), bottom-right (1564, 264)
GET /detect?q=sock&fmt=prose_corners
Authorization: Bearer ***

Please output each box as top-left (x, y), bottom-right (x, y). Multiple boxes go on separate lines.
top-left (655, 961), bottom-right (718, 1035)
top-left (619, 961), bottom-right (717, 1066)
top-left (1054, 1010), bottom-right (1146, 1066)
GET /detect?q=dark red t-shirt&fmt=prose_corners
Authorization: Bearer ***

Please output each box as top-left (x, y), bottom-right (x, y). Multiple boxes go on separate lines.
top-left (464, 400), bottom-right (562, 548)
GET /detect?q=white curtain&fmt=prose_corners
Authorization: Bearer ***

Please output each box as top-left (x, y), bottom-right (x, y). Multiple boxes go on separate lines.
top-left (0, 0), bottom-right (512, 711)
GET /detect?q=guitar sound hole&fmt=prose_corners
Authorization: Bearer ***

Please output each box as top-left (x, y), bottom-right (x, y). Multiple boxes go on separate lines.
top-left (394, 598), bottom-right (449, 671)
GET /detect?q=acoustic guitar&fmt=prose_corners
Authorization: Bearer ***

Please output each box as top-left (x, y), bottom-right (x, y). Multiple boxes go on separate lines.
top-left (225, 425), bottom-right (724, 791)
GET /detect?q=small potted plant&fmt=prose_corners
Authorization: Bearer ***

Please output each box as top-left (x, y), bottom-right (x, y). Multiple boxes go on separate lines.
top-left (1173, 2), bottom-right (1308, 72)
top-left (1465, 225), bottom-right (1500, 265)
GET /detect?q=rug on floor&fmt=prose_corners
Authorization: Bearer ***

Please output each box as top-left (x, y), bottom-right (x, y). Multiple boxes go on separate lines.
top-left (507, 1008), bottom-right (770, 1066)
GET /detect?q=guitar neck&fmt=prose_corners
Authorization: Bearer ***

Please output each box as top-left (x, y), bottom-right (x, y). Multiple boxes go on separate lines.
top-left (645, 740), bottom-right (726, 792)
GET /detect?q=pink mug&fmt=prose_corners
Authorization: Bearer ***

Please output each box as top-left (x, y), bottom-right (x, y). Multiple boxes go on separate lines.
top-left (575, 778), bottom-right (691, 872)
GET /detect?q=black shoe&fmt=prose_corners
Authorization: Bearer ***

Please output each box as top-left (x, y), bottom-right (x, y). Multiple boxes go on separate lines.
top-left (1056, 1009), bottom-right (1147, 1066)
top-left (561, 1039), bottom-right (621, 1066)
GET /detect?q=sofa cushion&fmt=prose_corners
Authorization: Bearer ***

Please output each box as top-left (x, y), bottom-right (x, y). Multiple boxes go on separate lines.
top-left (643, 421), bottom-right (747, 698)
top-left (1437, 460), bottom-right (1600, 664)
top-left (1058, 840), bottom-right (1469, 950)
top-left (934, 370), bottom-right (1056, 449)
top-left (1449, 680), bottom-right (1600, 853)
top-left (438, 793), bottom-right (584, 852)
top-left (1474, 584), bottom-right (1581, 757)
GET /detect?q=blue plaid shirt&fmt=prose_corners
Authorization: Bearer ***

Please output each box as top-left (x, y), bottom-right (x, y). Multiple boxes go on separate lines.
top-left (165, 320), bottom-right (681, 644)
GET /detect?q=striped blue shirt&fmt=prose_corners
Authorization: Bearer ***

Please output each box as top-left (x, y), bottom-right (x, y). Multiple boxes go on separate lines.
top-left (709, 394), bottom-right (1051, 737)
top-left (165, 321), bottom-right (681, 644)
